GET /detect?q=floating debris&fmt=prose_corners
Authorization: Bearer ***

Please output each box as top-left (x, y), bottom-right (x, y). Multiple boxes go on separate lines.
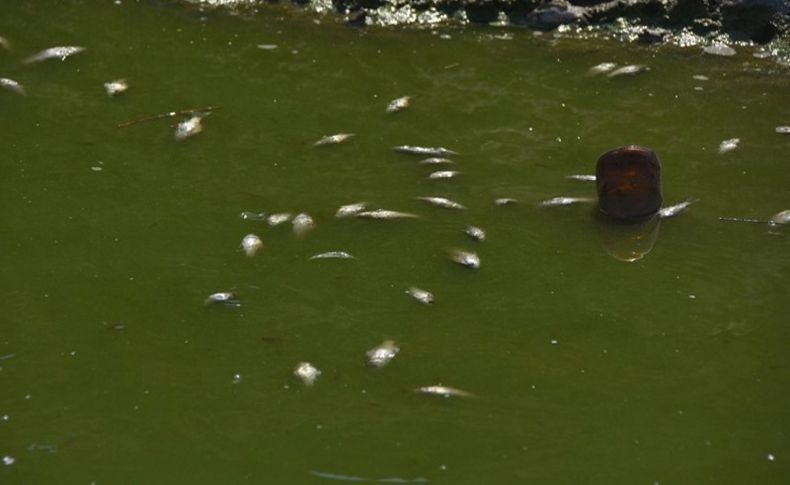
top-left (294, 362), bottom-right (321, 386)
top-left (448, 249), bottom-right (480, 269)
top-left (335, 202), bottom-right (367, 218)
top-left (415, 385), bottom-right (474, 398)
top-left (256, 44), bottom-right (278, 50)
top-left (240, 233), bottom-right (263, 256)
top-left (428, 170), bottom-right (462, 180)
top-left (607, 64), bottom-right (649, 78)
top-left (776, 126), bottom-right (790, 134)
top-left (406, 287), bottom-right (434, 305)
top-left (565, 174), bottom-right (596, 181)
top-left (204, 292), bottom-right (239, 306)
top-left (366, 340), bottom-right (399, 368)
top-left (292, 212), bottom-right (315, 236)
top-left (658, 199), bottom-right (698, 219)
top-left (240, 211), bottom-right (267, 221)
top-left (538, 196), bottom-right (594, 207)
top-left (703, 43), bottom-right (736, 57)
top-left (174, 115), bottom-right (205, 141)
top-left (587, 62), bottom-right (617, 76)
top-left (0, 78), bottom-right (25, 96)
top-left (417, 196), bottom-right (466, 210)
top-left (494, 198), bottom-right (518, 206)
top-left (419, 157), bottom-right (455, 165)
top-left (309, 251), bottom-right (355, 260)
top-left (103, 79), bottom-right (128, 96)
top-left (393, 145), bottom-right (458, 157)
top-left (718, 137), bottom-right (740, 154)
top-left (266, 213), bottom-right (292, 226)
top-left (356, 209), bottom-right (419, 219)
top-left (386, 95), bottom-right (411, 113)
top-left (464, 225), bottom-right (486, 241)
top-left (24, 45), bottom-right (85, 64)
top-left (314, 133), bottom-right (354, 146)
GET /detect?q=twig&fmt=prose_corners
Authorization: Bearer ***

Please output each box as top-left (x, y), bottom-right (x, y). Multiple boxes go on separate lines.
top-left (117, 105), bottom-right (221, 128)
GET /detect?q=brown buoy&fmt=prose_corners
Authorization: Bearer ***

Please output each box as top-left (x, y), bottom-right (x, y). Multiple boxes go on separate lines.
top-left (596, 145), bottom-right (662, 221)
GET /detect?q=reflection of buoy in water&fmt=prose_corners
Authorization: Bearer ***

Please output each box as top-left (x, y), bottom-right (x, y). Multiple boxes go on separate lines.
top-left (596, 145), bottom-right (663, 221)
top-left (597, 213), bottom-right (661, 262)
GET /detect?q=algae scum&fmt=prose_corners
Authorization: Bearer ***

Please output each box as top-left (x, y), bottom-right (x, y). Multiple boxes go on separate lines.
top-left (1, 1), bottom-right (789, 483)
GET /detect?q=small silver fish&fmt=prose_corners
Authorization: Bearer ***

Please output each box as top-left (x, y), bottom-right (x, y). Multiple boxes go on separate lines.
top-left (393, 145), bottom-right (458, 157)
top-left (366, 340), bottom-right (399, 368)
top-left (266, 213), bottom-right (292, 226)
top-left (292, 213), bottom-right (315, 236)
top-left (24, 46), bottom-right (85, 64)
top-left (415, 385), bottom-right (474, 398)
top-left (294, 362), bottom-right (321, 386)
top-left (464, 225), bottom-right (486, 242)
top-left (538, 196), bottom-right (594, 207)
top-left (587, 62), bottom-right (617, 76)
top-left (607, 64), bottom-right (649, 78)
top-left (449, 249), bottom-right (480, 269)
top-left (406, 287), bottom-right (434, 305)
top-left (417, 196), bottom-right (466, 210)
top-left (565, 174), bottom-right (596, 181)
top-left (204, 292), bottom-right (238, 306)
top-left (0, 78), bottom-right (25, 96)
top-left (174, 115), bottom-right (204, 140)
top-left (776, 126), bottom-right (790, 134)
top-left (718, 138), bottom-right (740, 154)
top-left (419, 157), bottom-right (455, 165)
top-left (309, 251), bottom-right (355, 260)
top-left (240, 233), bottom-right (263, 256)
top-left (428, 170), bottom-right (461, 180)
top-left (314, 133), bottom-right (354, 146)
top-left (335, 202), bottom-right (367, 218)
top-left (356, 209), bottom-right (419, 220)
top-left (386, 95), bottom-right (411, 113)
top-left (103, 79), bottom-right (128, 96)
top-left (658, 199), bottom-right (698, 219)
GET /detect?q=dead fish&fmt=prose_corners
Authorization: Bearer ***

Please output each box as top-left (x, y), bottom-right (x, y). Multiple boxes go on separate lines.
top-left (309, 251), bottom-right (355, 260)
top-left (256, 44), bottom-right (278, 50)
top-left (0, 78), bottom-right (25, 96)
top-left (718, 138), bottom-right (740, 154)
top-left (204, 292), bottom-right (239, 306)
top-left (658, 199), bottom-right (698, 219)
top-left (356, 209), bottom-right (419, 219)
top-left (419, 157), bottom-right (455, 165)
top-left (174, 115), bottom-right (204, 140)
top-left (464, 225), bottom-right (486, 242)
top-left (428, 170), bottom-right (462, 180)
top-left (294, 362), bottom-right (321, 386)
top-left (775, 126), bottom-right (790, 134)
top-left (103, 79), bottom-right (128, 96)
top-left (366, 340), bottom-right (399, 368)
top-left (607, 64), bottom-right (649, 78)
top-left (406, 287), bottom-right (434, 305)
top-left (240, 233), bottom-right (263, 256)
top-left (240, 211), bottom-right (267, 221)
top-left (565, 174), bottom-right (596, 181)
top-left (449, 249), bottom-right (480, 269)
top-left (393, 145), bottom-right (458, 157)
top-left (386, 95), bottom-right (411, 113)
top-left (587, 62), bottom-right (617, 76)
top-left (335, 202), bottom-right (367, 218)
top-left (266, 213), bottom-right (292, 226)
top-left (292, 212), bottom-right (315, 236)
top-left (770, 209), bottom-right (790, 226)
top-left (415, 385), bottom-right (474, 398)
top-left (0, 36), bottom-right (10, 50)
top-left (417, 196), bottom-right (466, 210)
top-left (494, 198), bottom-right (518, 206)
top-left (538, 196), bottom-right (594, 207)
top-left (314, 133), bottom-right (354, 146)
top-left (24, 45), bottom-right (85, 64)
top-left (693, 74), bottom-right (709, 81)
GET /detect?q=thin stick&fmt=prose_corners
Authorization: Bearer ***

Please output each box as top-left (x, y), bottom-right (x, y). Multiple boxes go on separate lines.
top-left (718, 217), bottom-right (766, 224)
top-left (117, 105), bottom-right (221, 128)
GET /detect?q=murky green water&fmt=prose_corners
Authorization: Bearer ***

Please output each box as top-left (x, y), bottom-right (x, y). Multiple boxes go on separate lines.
top-left (2, 1), bottom-right (789, 483)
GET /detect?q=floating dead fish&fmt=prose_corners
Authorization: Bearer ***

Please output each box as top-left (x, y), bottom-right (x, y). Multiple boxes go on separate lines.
top-left (718, 137), bottom-right (740, 154)
top-left (240, 233), bottom-right (263, 256)
top-left (24, 45), bottom-right (85, 64)
top-left (386, 95), bottom-right (411, 113)
top-left (406, 287), bottom-right (434, 305)
top-left (415, 385), bottom-right (474, 398)
top-left (309, 251), bottom-right (355, 260)
top-left (266, 213), bottom-right (292, 226)
top-left (335, 202), bottom-right (367, 218)
top-left (0, 36), bottom-right (10, 50)
top-left (240, 211), bottom-right (267, 221)
top-left (538, 196), bottom-right (594, 207)
top-left (174, 115), bottom-right (204, 141)
top-left (0, 78), bottom-right (25, 96)
top-left (464, 225), bottom-right (486, 242)
top-left (103, 79), bottom-right (128, 96)
top-left (775, 126), bottom-right (790, 134)
top-left (314, 133), bottom-right (354, 146)
top-left (587, 62), bottom-right (617, 76)
top-left (607, 64), bottom-right (649, 78)
top-left (428, 170), bottom-right (462, 180)
top-left (565, 174), bottom-right (596, 181)
top-left (449, 249), bottom-right (480, 269)
top-left (417, 196), bottom-right (466, 210)
top-left (419, 157), bottom-right (455, 165)
top-left (294, 362), bottom-right (321, 386)
top-left (204, 292), bottom-right (239, 306)
top-left (770, 210), bottom-right (790, 226)
top-left (393, 145), bottom-right (458, 157)
top-left (256, 44), bottom-right (278, 50)
top-left (366, 340), bottom-right (399, 368)
top-left (356, 209), bottom-right (419, 219)
top-left (703, 43), bottom-right (736, 57)
top-left (494, 198), bottom-right (518, 206)
top-left (693, 74), bottom-right (709, 81)
top-left (658, 199), bottom-right (698, 219)
top-left (292, 212), bottom-right (315, 236)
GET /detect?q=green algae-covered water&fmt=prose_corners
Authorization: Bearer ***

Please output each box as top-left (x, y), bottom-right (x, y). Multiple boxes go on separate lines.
top-left (2, 2), bottom-right (789, 483)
